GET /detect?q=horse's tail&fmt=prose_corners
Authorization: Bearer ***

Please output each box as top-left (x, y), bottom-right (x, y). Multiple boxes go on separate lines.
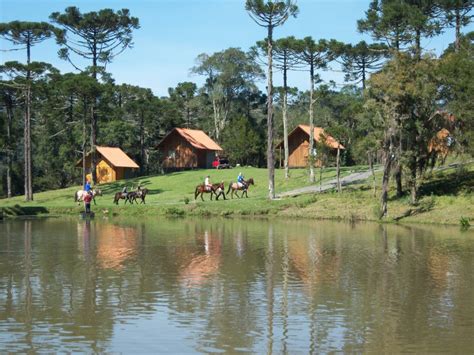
top-left (194, 185), bottom-right (199, 200)
top-left (74, 191), bottom-right (78, 202)
top-left (227, 183), bottom-right (232, 195)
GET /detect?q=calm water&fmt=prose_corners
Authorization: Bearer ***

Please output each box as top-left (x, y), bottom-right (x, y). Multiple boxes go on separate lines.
top-left (1, 217), bottom-right (473, 353)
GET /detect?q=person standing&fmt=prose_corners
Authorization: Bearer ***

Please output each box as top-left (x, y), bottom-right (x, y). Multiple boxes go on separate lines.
top-left (83, 192), bottom-right (92, 213)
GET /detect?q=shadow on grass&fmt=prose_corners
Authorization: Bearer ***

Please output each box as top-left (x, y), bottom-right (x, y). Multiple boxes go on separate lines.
top-left (2, 205), bottom-right (49, 216)
top-left (419, 170), bottom-right (474, 196)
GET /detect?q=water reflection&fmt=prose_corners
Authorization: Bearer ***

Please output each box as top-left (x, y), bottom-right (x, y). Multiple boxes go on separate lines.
top-left (0, 218), bottom-right (473, 353)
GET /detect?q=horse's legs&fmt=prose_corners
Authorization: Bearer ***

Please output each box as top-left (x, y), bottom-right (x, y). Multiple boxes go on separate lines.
top-left (200, 192), bottom-right (204, 201)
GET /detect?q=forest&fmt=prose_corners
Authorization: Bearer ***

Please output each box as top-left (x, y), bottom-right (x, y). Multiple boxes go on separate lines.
top-left (1, 1), bottom-right (473, 218)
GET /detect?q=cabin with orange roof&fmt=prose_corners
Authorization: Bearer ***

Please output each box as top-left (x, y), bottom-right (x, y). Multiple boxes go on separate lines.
top-left (76, 146), bottom-right (139, 183)
top-left (157, 128), bottom-right (223, 169)
top-left (276, 125), bottom-right (344, 168)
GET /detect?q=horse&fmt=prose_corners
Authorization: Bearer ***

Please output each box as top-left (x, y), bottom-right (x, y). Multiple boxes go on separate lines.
top-left (113, 191), bottom-right (132, 205)
top-left (75, 189), bottom-right (102, 205)
top-left (123, 187), bottom-right (150, 205)
top-left (226, 178), bottom-right (254, 199)
top-left (195, 182), bottom-right (226, 201)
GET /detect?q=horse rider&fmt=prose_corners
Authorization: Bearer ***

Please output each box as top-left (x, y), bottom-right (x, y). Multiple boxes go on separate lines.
top-left (205, 175), bottom-right (212, 191)
top-left (84, 180), bottom-right (92, 195)
top-left (237, 172), bottom-right (247, 189)
top-left (122, 185), bottom-right (128, 198)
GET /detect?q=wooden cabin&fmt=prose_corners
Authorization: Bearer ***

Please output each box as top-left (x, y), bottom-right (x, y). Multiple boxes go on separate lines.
top-left (276, 125), bottom-right (344, 168)
top-left (76, 146), bottom-right (139, 184)
top-left (428, 111), bottom-right (456, 160)
top-left (157, 128), bottom-right (223, 169)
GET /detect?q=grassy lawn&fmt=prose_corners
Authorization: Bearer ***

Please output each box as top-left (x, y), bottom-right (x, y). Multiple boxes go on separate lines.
top-left (1, 163), bottom-right (473, 226)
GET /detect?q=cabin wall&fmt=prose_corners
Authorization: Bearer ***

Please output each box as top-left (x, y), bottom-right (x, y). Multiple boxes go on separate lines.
top-left (97, 159), bottom-right (115, 184)
top-left (160, 132), bottom-right (198, 169)
top-left (288, 129), bottom-right (310, 168)
top-left (286, 129), bottom-right (331, 168)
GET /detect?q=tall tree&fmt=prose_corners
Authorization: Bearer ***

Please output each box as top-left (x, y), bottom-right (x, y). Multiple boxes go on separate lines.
top-left (168, 82), bottom-right (198, 128)
top-left (191, 48), bottom-right (263, 139)
top-left (294, 37), bottom-right (342, 183)
top-left (340, 41), bottom-right (388, 89)
top-left (358, 0), bottom-right (414, 51)
top-left (0, 84), bottom-right (17, 198)
top-left (245, 0), bottom-right (298, 199)
top-left (254, 36), bottom-right (300, 179)
top-left (50, 7), bottom-right (139, 183)
top-left (438, 0), bottom-right (473, 52)
top-left (0, 21), bottom-right (61, 201)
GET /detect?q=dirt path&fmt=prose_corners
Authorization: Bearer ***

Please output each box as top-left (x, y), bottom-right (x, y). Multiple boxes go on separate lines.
top-left (276, 169), bottom-right (379, 198)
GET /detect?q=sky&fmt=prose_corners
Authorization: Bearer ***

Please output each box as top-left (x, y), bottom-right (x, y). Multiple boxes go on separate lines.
top-left (1, 0), bottom-right (471, 96)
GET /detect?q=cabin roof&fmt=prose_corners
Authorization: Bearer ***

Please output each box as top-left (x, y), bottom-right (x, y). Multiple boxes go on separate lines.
top-left (276, 124), bottom-right (345, 149)
top-left (158, 128), bottom-right (223, 151)
top-left (76, 146), bottom-right (139, 168)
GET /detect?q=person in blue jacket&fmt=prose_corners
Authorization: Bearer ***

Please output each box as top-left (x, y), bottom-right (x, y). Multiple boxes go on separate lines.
top-left (237, 172), bottom-right (247, 189)
top-left (84, 180), bottom-right (92, 195)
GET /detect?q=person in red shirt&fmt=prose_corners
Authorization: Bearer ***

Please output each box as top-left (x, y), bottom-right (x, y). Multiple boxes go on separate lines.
top-left (83, 192), bottom-right (93, 213)
top-left (212, 155), bottom-right (219, 168)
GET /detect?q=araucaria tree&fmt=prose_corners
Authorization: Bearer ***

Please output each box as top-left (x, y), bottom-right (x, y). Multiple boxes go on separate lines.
top-left (0, 21), bottom-right (62, 201)
top-left (254, 36), bottom-right (300, 179)
top-left (294, 37), bottom-right (342, 183)
top-left (50, 7), bottom-right (139, 183)
top-left (245, 0), bottom-right (298, 199)
top-left (341, 41), bottom-right (388, 90)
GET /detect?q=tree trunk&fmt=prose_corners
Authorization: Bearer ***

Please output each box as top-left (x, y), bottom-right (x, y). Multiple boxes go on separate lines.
top-left (336, 146), bottom-right (341, 193)
top-left (455, 8), bottom-right (461, 52)
top-left (395, 123), bottom-right (403, 197)
top-left (380, 147), bottom-right (393, 218)
top-left (6, 97), bottom-right (13, 198)
top-left (91, 43), bottom-right (98, 184)
top-left (140, 111), bottom-right (145, 175)
top-left (90, 105), bottom-right (95, 185)
top-left (362, 57), bottom-right (366, 90)
top-left (267, 26), bottom-right (275, 199)
top-left (24, 40), bottom-right (33, 201)
top-left (319, 164), bottom-right (323, 192)
top-left (410, 160), bottom-right (417, 204)
top-left (82, 98), bottom-right (87, 188)
top-left (282, 58), bottom-right (290, 180)
top-left (212, 97), bottom-right (220, 139)
top-left (368, 152), bottom-right (376, 197)
top-left (308, 60), bottom-right (315, 183)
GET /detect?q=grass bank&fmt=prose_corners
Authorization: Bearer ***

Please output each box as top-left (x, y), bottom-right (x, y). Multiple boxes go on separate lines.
top-left (1, 164), bottom-right (473, 226)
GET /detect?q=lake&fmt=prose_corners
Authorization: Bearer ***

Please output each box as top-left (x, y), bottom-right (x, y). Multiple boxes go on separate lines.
top-left (1, 217), bottom-right (473, 353)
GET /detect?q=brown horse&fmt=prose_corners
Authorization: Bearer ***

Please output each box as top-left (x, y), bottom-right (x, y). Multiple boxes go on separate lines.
top-left (128, 187), bottom-right (149, 204)
top-left (226, 178), bottom-right (254, 198)
top-left (113, 191), bottom-right (132, 205)
top-left (195, 182), bottom-right (226, 201)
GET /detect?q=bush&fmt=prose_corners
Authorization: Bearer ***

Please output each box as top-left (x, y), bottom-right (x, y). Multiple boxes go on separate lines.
top-left (165, 207), bottom-right (185, 217)
top-left (460, 216), bottom-right (470, 230)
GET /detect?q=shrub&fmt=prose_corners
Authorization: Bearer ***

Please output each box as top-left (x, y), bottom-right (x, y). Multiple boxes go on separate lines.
top-left (165, 207), bottom-right (185, 217)
top-left (460, 216), bottom-right (470, 230)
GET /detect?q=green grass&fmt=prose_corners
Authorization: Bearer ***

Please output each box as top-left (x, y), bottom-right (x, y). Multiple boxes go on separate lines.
top-left (1, 163), bottom-right (472, 226)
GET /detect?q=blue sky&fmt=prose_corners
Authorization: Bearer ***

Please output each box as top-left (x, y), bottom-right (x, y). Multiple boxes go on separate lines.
top-left (1, 0), bottom-right (470, 96)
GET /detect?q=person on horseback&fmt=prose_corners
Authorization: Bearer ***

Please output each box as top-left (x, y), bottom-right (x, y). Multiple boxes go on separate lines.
top-left (237, 172), bottom-right (247, 189)
top-left (84, 180), bottom-right (92, 195)
top-left (122, 185), bottom-right (128, 198)
top-left (205, 175), bottom-right (212, 191)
